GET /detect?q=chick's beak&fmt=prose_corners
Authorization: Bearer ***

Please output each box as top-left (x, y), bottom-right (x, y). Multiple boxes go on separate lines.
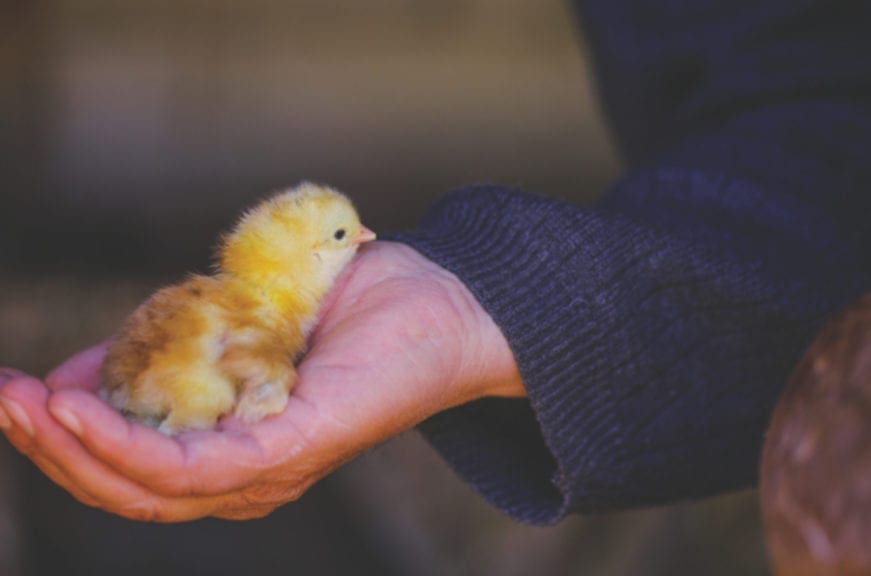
top-left (354, 226), bottom-right (377, 245)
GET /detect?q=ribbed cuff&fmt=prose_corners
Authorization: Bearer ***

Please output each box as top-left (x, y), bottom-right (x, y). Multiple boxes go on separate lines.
top-left (388, 185), bottom-right (633, 523)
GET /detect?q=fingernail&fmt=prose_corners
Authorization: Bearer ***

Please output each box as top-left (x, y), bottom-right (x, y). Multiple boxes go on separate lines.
top-left (0, 405), bottom-right (10, 430)
top-left (50, 406), bottom-right (82, 436)
top-left (1, 400), bottom-right (33, 437)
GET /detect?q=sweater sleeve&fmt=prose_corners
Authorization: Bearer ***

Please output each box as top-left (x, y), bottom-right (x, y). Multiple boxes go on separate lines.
top-left (391, 0), bottom-right (871, 524)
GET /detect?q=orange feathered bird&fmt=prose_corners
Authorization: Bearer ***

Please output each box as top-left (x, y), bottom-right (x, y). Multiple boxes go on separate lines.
top-left (100, 183), bottom-right (376, 434)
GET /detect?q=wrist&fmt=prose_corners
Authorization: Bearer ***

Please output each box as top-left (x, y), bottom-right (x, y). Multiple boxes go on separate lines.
top-left (334, 240), bottom-right (526, 423)
top-left (452, 274), bottom-right (526, 401)
top-left (390, 244), bottom-right (526, 405)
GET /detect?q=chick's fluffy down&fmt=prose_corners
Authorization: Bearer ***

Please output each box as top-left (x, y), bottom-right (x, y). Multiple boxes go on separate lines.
top-left (100, 183), bottom-right (373, 434)
top-left (102, 275), bottom-right (300, 434)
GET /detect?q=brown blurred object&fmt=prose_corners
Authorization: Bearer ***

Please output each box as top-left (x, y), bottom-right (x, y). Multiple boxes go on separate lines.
top-left (761, 293), bottom-right (871, 576)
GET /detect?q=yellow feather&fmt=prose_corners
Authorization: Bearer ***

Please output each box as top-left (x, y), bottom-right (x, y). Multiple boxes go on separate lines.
top-left (101, 183), bottom-right (374, 434)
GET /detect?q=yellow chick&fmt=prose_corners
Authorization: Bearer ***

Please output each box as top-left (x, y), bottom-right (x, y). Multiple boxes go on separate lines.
top-left (100, 183), bottom-right (376, 434)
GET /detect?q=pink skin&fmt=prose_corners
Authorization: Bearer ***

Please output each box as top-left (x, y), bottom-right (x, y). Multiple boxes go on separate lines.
top-left (0, 242), bottom-right (525, 522)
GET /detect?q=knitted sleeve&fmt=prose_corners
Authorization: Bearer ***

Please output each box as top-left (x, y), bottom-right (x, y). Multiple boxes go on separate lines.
top-left (390, 0), bottom-right (871, 524)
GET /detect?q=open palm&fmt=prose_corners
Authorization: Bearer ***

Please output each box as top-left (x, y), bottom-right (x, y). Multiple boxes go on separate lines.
top-left (0, 242), bottom-right (523, 522)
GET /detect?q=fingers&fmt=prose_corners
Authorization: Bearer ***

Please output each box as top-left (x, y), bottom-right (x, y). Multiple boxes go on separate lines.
top-left (8, 435), bottom-right (102, 509)
top-left (0, 373), bottom-right (99, 504)
top-left (0, 373), bottom-right (42, 440)
top-left (48, 390), bottom-right (272, 498)
top-left (1, 374), bottom-right (294, 522)
top-left (0, 376), bottom-right (224, 522)
top-left (44, 343), bottom-right (273, 498)
top-left (45, 342), bottom-right (110, 392)
top-left (213, 505), bottom-right (277, 521)
top-left (0, 376), bottom-right (114, 509)
top-left (0, 369), bottom-right (26, 430)
top-left (2, 378), bottom-right (147, 509)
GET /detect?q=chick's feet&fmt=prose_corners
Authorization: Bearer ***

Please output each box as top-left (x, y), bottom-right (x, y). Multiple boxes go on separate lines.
top-left (234, 379), bottom-right (292, 423)
top-left (219, 348), bottom-right (297, 424)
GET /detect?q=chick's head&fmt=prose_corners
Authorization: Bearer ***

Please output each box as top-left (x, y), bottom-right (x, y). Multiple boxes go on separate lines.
top-left (219, 183), bottom-right (375, 293)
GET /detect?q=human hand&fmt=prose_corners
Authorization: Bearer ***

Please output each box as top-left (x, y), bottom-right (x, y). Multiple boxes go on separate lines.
top-left (0, 241), bottom-right (524, 522)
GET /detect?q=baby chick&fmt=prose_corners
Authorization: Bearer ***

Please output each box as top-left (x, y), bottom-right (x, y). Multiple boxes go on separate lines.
top-left (100, 183), bottom-right (375, 434)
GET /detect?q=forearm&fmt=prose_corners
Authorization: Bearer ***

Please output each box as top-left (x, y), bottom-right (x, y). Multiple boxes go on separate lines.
top-left (394, 177), bottom-right (865, 522)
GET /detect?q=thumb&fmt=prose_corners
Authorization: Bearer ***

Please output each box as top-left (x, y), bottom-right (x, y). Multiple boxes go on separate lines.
top-left (45, 342), bottom-right (111, 392)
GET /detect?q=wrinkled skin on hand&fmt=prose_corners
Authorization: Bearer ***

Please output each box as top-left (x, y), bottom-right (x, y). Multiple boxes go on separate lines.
top-left (0, 242), bottom-right (525, 522)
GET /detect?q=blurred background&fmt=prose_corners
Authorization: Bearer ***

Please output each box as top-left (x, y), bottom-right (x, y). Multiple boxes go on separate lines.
top-left (0, 0), bottom-right (769, 574)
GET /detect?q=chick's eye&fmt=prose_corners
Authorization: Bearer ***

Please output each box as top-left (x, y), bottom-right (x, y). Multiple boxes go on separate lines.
top-left (334, 228), bottom-right (346, 241)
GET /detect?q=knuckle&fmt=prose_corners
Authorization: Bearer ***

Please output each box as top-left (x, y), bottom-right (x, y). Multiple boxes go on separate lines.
top-left (118, 499), bottom-right (162, 523)
top-left (272, 477), bottom-right (313, 504)
top-left (73, 493), bottom-right (102, 509)
top-left (214, 505), bottom-right (276, 521)
top-left (118, 501), bottom-right (199, 524)
top-left (5, 432), bottom-right (36, 458)
top-left (234, 481), bottom-right (304, 508)
top-left (248, 505), bottom-right (277, 520)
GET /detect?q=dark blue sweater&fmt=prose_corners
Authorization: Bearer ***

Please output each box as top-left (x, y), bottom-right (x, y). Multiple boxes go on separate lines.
top-left (394, 0), bottom-right (871, 524)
